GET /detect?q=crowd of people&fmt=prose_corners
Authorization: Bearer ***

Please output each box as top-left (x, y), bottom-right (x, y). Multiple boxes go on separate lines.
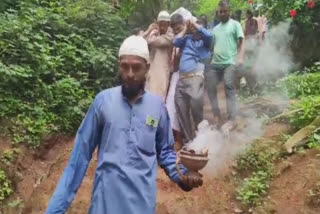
top-left (45, 1), bottom-right (268, 213)
top-left (137, 1), bottom-right (267, 148)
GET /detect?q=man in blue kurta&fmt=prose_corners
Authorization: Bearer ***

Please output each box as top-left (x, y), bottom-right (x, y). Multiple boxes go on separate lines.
top-left (45, 35), bottom-right (203, 214)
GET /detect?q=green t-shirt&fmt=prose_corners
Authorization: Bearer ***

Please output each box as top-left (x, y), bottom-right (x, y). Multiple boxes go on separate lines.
top-left (212, 19), bottom-right (244, 65)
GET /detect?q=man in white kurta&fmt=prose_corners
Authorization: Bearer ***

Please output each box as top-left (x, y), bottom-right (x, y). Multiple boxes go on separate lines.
top-left (144, 11), bottom-right (174, 102)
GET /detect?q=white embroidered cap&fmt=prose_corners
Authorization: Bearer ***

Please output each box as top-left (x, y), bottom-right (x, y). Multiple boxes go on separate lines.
top-left (157, 11), bottom-right (171, 22)
top-left (118, 35), bottom-right (149, 63)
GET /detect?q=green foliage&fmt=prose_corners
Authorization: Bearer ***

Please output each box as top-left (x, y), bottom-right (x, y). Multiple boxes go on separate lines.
top-left (0, 0), bottom-right (19, 13)
top-left (262, 0), bottom-right (320, 66)
top-left (0, 149), bottom-right (19, 165)
top-left (306, 128), bottom-right (320, 149)
top-left (235, 139), bottom-right (281, 205)
top-left (288, 96), bottom-right (320, 128)
top-left (8, 197), bottom-right (24, 209)
top-left (0, 0), bottom-right (128, 148)
top-left (236, 170), bottom-right (270, 205)
top-left (194, 0), bottom-right (220, 16)
top-left (274, 63), bottom-right (320, 128)
top-left (235, 139), bottom-right (280, 173)
top-left (193, 0), bottom-right (250, 17)
top-left (0, 169), bottom-right (12, 203)
top-left (229, 0), bottom-right (250, 12)
top-left (277, 71), bottom-right (320, 99)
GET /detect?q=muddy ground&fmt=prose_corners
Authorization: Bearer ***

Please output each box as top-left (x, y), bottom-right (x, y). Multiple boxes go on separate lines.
top-left (1, 88), bottom-right (319, 214)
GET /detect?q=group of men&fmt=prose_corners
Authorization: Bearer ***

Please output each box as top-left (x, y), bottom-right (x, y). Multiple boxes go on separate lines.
top-left (45, 1), bottom-right (267, 214)
top-left (142, 1), bottom-right (251, 148)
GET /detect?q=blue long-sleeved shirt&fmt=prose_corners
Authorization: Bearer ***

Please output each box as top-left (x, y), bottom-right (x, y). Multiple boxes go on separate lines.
top-left (45, 86), bottom-right (188, 214)
top-left (173, 27), bottom-right (212, 73)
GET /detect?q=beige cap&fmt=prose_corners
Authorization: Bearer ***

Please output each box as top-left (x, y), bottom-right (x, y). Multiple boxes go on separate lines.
top-left (157, 11), bottom-right (171, 22)
top-left (118, 35), bottom-right (149, 63)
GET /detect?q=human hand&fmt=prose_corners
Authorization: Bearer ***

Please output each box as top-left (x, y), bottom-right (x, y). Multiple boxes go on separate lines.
top-left (236, 56), bottom-right (244, 67)
top-left (181, 172), bottom-right (203, 188)
top-left (147, 23), bottom-right (158, 32)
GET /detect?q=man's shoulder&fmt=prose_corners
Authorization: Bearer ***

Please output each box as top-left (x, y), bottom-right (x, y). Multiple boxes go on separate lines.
top-left (94, 86), bottom-right (120, 104)
top-left (96, 86), bottom-right (120, 97)
top-left (144, 90), bottom-right (164, 104)
top-left (213, 23), bottom-right (222, 30)
top-left (230, 19), bottom-right (241, 26)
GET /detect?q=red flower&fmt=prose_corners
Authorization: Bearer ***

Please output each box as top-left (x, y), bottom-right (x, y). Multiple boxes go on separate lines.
top-left (248, 0), bottom-right (253, 5)
top-left (307, 0), bottom-right (315, 9)
top-left (289, 9), bottom-right (297, 18)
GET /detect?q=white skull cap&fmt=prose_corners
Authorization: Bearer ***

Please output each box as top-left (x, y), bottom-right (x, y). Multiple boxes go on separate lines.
top-left (118, 35), bottom-right (149, 63)
top-left (157, 11), bottom-right (171, 22)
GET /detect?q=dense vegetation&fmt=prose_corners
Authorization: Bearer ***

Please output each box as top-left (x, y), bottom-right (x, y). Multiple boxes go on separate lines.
top-left (0, 0), bottom-right (128, 148)
top-left (261, 0), bottom-right (320, 66)
top-left (0, 0), bottom-right (319, 208)
top-left (235, 61), bottom-right (320, 206)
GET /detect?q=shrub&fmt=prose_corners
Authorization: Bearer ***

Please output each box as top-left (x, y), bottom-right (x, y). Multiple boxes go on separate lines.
top-left (0, 169), bottom-right (12, 203)
top-left (0, 0), bottom-right (128, 147)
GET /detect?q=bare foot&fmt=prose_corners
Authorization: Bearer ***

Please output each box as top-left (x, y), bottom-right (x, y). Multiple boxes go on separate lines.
top-left (221, 120), bottom-right (237, 137)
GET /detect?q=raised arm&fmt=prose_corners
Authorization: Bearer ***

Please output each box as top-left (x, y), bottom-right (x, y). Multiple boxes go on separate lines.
top-left (45, 95), bottom-right (103, 214)
top-left (148, 31), bottom-right (174, 48)
top-left (143, 23), bottom-right (158, 38)
top-left (193, 21), bottom-right (213, 48)
top-left (172, 25), bottom-right (188, 48)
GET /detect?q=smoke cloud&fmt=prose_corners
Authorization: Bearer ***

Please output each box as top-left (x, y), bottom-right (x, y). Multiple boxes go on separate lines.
top-left (184, 21), bottom-right (295, 177)
top-left (186, 116), bottom-right (263, 177)
top-left (248, 20), bottom-right (296, 82)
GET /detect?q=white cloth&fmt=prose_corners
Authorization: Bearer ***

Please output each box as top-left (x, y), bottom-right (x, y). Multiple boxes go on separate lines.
top-left (165, 72), bottom-right (180, 131)
top-left (119, 35), bottom-right (149, 63)
top-left (157, 11), bottom-right (171, 22)
top-left (170, 7), bottom-right (196, 22)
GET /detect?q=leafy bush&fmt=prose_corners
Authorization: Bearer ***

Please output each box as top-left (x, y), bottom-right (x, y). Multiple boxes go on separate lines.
top-left (277, 71), bottom-right (320, 99)
top-left (288, 96), bottom-right (320, 128)
top-left (274, 63), bottom-right (320, 128)
top-left (236, 170), bottom-right (270, 205)
top-left (0, 0), bottom-right (128, 147)
top-left (235, 139), bottom-right (280, 173)
top-left (306, 129), bottom-right (320, 149)
top-left (235, 139), bottom-right (281, 206)
top-left (262, 0), bottom-right (320, 66)
top-left (0, 169), bottom-right (12, 203)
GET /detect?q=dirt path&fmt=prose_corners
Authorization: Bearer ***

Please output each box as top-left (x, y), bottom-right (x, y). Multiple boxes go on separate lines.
top-left (1, 92), bottom-right (319, 214)
top-left (265, 149), bottom-right (320, 214)
top-left (18, 138), bottom-right (241, 214)
top-left (10, 136), bottom-right (319, 214)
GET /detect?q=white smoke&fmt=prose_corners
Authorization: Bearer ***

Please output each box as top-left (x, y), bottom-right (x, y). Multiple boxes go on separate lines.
top-left (186, 117), bottom-right (263, 177)
top-left (182, 20), bottom-right (295, 177)
top-left (249, 20), bottom-right (296, 82)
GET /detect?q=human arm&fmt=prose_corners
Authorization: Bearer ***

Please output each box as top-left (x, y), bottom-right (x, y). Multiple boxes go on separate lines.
top-left (192, 21), bottom-right (213, 48)
top-left (235, 21), bottom-right (245, 66)
top-left (172, 24), bottom-right (188, 47)
top-left (172, 35), bottom-right (188, 48)
top-left (45, 96), bottom-right (102, 213)
top-left (156, 104), bottom-right (202, 191)
top-left (143, 23), bottom-right (158, 38)
top-left (148, 31), bottom-right (174, 48)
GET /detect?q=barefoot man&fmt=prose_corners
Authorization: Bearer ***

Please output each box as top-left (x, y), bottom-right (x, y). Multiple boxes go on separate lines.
top-left (205, 0), bottom-right (244, 130)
